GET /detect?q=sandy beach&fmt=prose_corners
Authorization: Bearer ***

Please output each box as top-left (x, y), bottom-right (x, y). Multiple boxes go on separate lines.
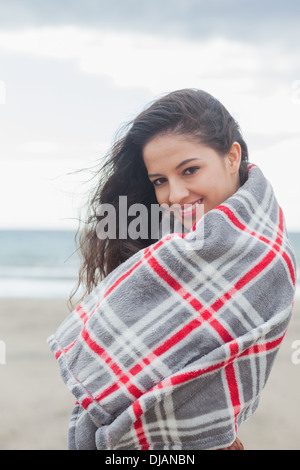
top-left (0, 297), bottom-right (299, 450)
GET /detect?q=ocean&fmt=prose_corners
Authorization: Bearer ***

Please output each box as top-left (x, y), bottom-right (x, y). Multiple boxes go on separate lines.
top-left (0, 230), bottom-right (80, 299)
top-left (0, 229), bottom-right (299, 299)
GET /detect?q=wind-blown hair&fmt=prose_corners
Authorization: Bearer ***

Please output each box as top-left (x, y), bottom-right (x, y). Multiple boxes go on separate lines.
top-left (70, 89), bottom-right (249, 307)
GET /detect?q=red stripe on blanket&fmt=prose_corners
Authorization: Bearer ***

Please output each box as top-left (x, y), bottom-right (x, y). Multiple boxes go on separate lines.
top-left (103, 258), bottom-right (144, 300)
top-left (81, 396), bottom-right (93, 410)
top-left (133, 401), bottom-right (150, 450)
top-left (93, 316), bottom-right (230, 406)
top-left (217, 204), bottom-right (283, 248)
top-left (55, 350), bottom-right (61, 360)
top-left (247, 163), bottom-right (257, 172)
top-left (147, 256), bottom-right (233, 343)
top-left (81, 326), bottom-right (142, 399)
top-left (124, 332), bottom-right (282, 445)
top-left (225, 363), bottom-right (241, 432)
top-left (102, 235), bottom-right (175, 301)
top-left (282, 251), bottom-right (296, 286)
top-left (76, 304), bottom-right (89, 323)
top-left (240, 334), bottom-right (285, 357)
top-left (81, 332), bottom-right (286, 413)
top-left (218, 205), bottom-right (295, 295)
top-left (165, 332), bottom-right (284, 390)
top-left (76, 236), bottom-right (177, 328)
top-left (217, 205), bottom-right (295, 285)
top-left (55, 306), bottom-right (90, 358)
top-left (55, 339), bottom-right (77, 360)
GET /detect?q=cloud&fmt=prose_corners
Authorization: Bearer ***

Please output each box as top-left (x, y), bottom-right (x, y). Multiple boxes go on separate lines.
top-left (0, 25), bottom-right (299, 110)
top-left (0, 0), bottom-right (299, 46)
top-left (0, 8), bottom-right (299, 230)
top-left (0, 26), bottom-right (299, 167)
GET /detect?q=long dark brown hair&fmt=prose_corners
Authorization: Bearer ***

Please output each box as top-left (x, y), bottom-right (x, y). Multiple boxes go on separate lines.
top-left (70, 89), bottom-right (248, 307)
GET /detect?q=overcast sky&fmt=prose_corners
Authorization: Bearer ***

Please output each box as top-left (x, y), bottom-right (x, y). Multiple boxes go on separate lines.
top-left (1, 0), bottom-right (300, 43)
top-left (0, 0), bottom-right (299, 230)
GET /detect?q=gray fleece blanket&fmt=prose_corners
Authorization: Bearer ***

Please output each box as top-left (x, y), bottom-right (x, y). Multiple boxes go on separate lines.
top-left (48, 164), bottom-right (296, 450)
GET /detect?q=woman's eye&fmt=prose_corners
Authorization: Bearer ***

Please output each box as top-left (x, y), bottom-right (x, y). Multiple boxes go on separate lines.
top-left (183, 166), bottom-right (199, 176)
top-left (152, 177), bottom-right (166, 187)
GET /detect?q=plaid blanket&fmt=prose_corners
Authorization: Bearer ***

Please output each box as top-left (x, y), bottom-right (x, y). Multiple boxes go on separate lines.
top-left (48, 164), bottom-right (296, 450)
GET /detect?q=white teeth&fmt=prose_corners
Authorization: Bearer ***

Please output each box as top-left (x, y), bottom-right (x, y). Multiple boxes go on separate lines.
top-left (180, 199), bottom-right (203, 214)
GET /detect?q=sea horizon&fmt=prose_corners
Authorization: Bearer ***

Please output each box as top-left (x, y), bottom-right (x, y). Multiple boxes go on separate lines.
top-left (0, 228), bottom-right (299, 300)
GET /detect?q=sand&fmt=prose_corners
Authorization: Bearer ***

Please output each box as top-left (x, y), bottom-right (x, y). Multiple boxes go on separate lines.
top-left (0, 297), bottom-right (299, 450)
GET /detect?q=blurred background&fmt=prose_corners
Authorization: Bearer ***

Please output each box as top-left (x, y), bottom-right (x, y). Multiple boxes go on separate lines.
top-left (0, 0), bottom-right (299, 450)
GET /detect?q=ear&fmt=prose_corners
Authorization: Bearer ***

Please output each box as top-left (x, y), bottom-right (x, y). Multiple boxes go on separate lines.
top-left (227, 142), bottom-right (241, 174)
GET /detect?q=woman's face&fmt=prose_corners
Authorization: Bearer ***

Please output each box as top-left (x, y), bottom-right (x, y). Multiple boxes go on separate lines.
top-left (143, 133), bottom-right (241, 228)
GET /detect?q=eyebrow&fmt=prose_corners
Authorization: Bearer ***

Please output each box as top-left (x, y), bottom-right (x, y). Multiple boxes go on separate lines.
top-left (148, 158), bottom-right (199, 178)
top-left (175, 158), bottom-right (199, 170)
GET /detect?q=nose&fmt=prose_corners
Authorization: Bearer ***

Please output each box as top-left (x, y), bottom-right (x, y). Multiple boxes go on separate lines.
top-left (168, 180), bottom-right (189, 206)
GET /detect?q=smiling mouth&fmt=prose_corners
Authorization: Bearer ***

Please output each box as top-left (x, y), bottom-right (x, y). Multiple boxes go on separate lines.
top-left (179, 198), bottom-right (203, 215)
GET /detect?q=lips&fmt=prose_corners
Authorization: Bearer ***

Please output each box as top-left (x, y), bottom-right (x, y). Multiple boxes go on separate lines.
top-left (178, 198), bottom-right (203, 215)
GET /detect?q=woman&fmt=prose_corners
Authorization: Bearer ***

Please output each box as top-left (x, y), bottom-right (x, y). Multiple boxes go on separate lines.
top-left (74, 89), bottom-right (249, 293)
top-left (48, 89), bottom-right (296, 450)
